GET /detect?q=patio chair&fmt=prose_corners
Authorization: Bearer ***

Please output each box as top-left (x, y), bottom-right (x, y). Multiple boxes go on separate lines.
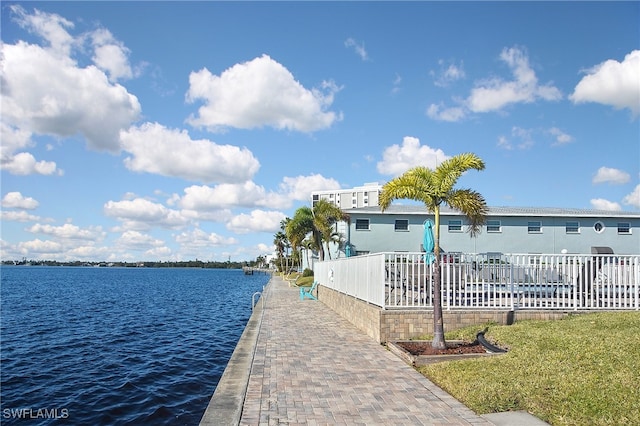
top-left (299, 281), bottom-right (319, 301)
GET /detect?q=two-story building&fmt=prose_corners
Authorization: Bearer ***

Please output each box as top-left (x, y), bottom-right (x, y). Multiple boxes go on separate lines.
top-left (342, 205), bottom-right (640, 256)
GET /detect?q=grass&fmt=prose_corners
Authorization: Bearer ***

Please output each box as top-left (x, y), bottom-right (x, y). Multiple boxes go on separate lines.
top-left (416, 312), bottom-right (640, 425)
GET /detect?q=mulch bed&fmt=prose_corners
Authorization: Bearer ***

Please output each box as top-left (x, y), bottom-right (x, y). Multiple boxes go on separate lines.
top-left (396, 341), bottom-right (488, 355)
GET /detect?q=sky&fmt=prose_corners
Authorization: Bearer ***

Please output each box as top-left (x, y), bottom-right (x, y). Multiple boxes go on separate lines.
top-left (1, 2), bottom-right (639, 263)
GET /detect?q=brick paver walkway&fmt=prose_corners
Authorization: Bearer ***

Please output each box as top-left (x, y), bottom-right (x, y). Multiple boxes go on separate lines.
top-left (239, 277), bottom-right (493, 425)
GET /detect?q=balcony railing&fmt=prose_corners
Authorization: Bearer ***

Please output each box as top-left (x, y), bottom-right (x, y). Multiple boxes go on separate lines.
top-left (314, 252), bottom-right (640, 311)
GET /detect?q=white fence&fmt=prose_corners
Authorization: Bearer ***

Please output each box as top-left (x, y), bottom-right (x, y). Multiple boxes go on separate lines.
top-left (314, 252), bottom-right (640, 311)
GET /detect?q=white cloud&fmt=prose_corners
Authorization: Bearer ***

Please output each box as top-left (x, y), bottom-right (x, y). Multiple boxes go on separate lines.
top-left (175, 228), bottom-right (238, 247)
top-left (120, 122), bottom-right (260, 184)
top-left (280, 174), bottom-right (341, 201)
top-left (377, 136), bottom-right (450, 176)
top-left (2, 191), bottom-right (39, 209)
top-left (345, 38), bottom-right (369, 61)
top-left (178, 182), bottom-right (289, 211)
top-left (548, 127), bottom-right (574, 146)
top-left (1, 152), bottom-right (60, 176)
top-left (104, 198), bottom-right (189, 230)
top-left (226, 210), bottom-right (287, 234)
top-left (590, 198), bottom-right (622, 211)
top-left (426, 104), bottom-right (466, 122)
top-left (0, 210), bottom-right (43, 222)
top-left (17, 238), bottom-right (63, 254)
top-left (622, 184), bottom-right (640, 209)
top-left (27, 223), bottom-right (105, 241)
top-left (186, 54), bottom-right (342, 132)
top-left (467, 47), bottom-right (562, 113)
top-left (592, 167), bottom-right (631, 185)
top-left (428, 46), bottom-right (562, 122)
top-left (1, 7), bottom-right (141, 153)
top-left (570, 50), bottom-right (640, 117)
top-left (90, 28), bottom-right (135, 82)
top-left (431, 59), bottom-right (465, 87)
top-left (115, 230), bottom-right (165, 250)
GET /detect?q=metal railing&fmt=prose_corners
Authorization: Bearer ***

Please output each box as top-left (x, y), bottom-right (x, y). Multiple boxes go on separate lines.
top-left (314, 252), bottom-right (640, 311)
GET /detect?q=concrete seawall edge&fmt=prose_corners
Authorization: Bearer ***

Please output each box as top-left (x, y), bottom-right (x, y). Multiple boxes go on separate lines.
top-left (199, 279), bottom-right (270, 425)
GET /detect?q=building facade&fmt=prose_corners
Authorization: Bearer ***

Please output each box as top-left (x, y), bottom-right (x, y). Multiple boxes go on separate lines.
top-left (343, 205), bottom-right (640, 256)
top-left (311, 182), bottom-right (383, 209)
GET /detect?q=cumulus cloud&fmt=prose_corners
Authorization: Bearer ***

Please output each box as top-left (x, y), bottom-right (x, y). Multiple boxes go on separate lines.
top-left (178, 182), bottom-right (289, 211)
top-left (0, 210), bottom-right (43, 222)
top-left (186, 54), bottom-right (342, 132)
top-left (0, 123), bottom-right (61, 176)
top-left (427, 46), bottom-right (562, 122)
top-left (590, 198), bottom-right (622, 211)
top-left (623, 184), bottom-right (640, 209)
top-left (90, 28), bottom-right (137, 82)
top-left (592, 167), bottom-right (631, 185)
top-left (115, 230), bottom-right (165, 250)
top-left (279, 174), bottom-right (341, 201)
top-left (2, 191), bottom-right (39, 209)
top-left (104, 198), bottom-right (189, 230)
top-left (570, 50), bottom-right (640, 117)
top-left (377, 136), bottom-right (450, 176)
top-left (1, 6), bottom-right (141, 153)
top-left (226, 210), bottom-right (287, 234)
top-left (27, 223), bottom-right (105, 241)
top-left (175, 228), bottom-right (239, 247)
top-left (345, 38), bottom-right (369, 61)
top-left (120, 122), bottom-right (260, 184)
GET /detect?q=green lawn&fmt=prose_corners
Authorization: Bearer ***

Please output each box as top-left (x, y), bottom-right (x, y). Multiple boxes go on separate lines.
top-left (417, 312), bottom-right (640, 426)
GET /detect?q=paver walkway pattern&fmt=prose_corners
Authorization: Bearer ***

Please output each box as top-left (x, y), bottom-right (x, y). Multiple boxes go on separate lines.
top-left (239, 277), bottom-right (494, 425)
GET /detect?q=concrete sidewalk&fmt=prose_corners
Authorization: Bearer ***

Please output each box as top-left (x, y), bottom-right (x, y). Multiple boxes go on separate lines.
top-left (201, 276), bottom-right (549, 425)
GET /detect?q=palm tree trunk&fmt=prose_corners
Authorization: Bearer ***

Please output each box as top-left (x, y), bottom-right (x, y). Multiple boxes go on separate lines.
top-left (432, 208), bottom-right (446, 350)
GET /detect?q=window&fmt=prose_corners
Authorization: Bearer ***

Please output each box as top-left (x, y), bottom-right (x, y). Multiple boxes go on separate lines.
top-left (394, 219), bottom-right (409, 231)
top-left (448, 220), bottom-right (462, 232)
top-left (355, 219), bottom-right (370, 230)
top-left (312, 194), bottom-right (319, 201)
top-left (566, 221), bottom-right (580, 234)
top-left (528, 221), bottom-right (542, 233)
top-left (594, 221), bottom-right (604, 233)
top-left (618, 222), bottom-right (631, 234)
top-left (487, 220), bottom-right (501, 233)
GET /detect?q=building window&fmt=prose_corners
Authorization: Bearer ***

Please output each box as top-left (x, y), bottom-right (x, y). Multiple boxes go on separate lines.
top-left (566, 221), bottom-right (580, 234)
top-left (487, 220), bottom-right (501, 233)
top-left (355, 219), bottom-right (370, 230)
top-left (594, 221), bottom-right (604, 233)
top-left (448, 220), bottom-right (462, 232)
top-left (618, 222), bottom-right (631, 234)
top-left (394, 219), bottom-right (409, 231)
top-left (312, 194), bottom-right (319, 201)
top-left (528, 221), bottom-right (542, 233)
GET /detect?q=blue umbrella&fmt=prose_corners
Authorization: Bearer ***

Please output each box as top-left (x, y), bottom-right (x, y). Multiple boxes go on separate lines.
top-left (423, 219), bottom-right (435, 264)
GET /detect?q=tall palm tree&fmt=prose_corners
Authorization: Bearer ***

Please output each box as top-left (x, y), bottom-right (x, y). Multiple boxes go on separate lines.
top-left (273, 230), bottom-right (287, 272)
top-left (379, 152), bottom-right (488, 349)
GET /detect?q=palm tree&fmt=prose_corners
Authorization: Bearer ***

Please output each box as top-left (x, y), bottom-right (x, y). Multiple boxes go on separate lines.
top-left (273, 230), bottom-right (288, 273)
top-left (286, 200), bottom-right (350, 263)
top-left (312, 199), bottom-right (349, 260)
top-left (379, 152), bottom-right (488, 349)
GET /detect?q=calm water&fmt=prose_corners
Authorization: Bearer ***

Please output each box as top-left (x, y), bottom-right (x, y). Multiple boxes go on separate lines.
top-left (0, 266), bottom-right (270, 425)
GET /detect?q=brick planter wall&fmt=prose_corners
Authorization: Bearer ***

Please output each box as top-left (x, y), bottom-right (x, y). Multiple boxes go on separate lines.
top-left (319, 285), bottom-right (571, 343)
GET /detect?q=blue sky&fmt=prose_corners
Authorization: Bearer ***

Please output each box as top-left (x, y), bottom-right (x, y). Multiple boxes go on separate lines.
top-left (1, 2), bottom-right (639, 262)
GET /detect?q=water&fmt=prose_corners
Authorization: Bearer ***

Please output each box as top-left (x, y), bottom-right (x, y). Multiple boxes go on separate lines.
top-left (0, 266), bottom-right (270, 425)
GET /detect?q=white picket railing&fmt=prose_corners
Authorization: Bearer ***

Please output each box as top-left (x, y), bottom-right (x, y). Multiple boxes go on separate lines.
top-left (314, 252), bottom-right (640, 311)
